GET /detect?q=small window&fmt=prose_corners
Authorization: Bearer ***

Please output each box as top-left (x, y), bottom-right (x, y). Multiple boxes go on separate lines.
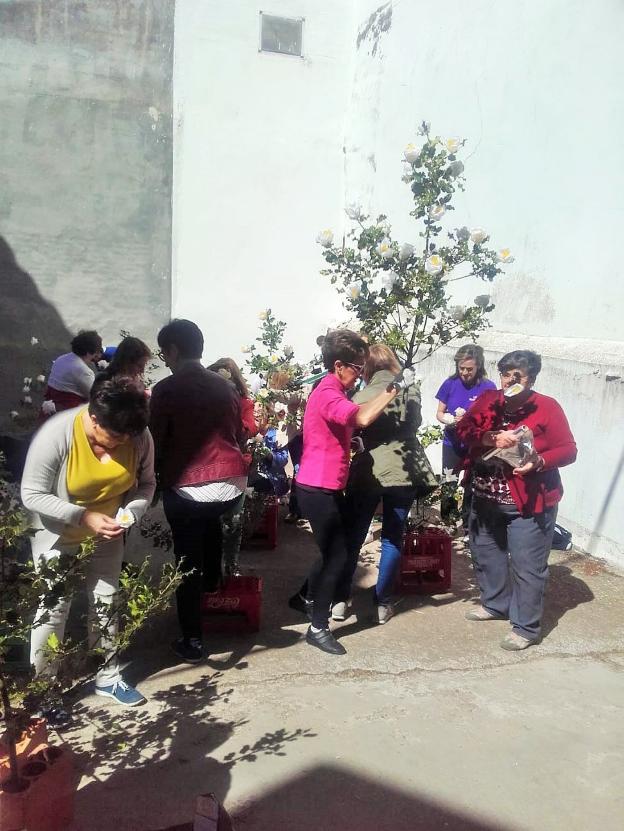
top-left (260, 12), bottom-right (303, 57)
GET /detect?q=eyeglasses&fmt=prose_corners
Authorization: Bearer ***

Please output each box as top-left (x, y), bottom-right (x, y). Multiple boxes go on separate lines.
top-left (499, 370), bottom-right (529, 381)
top-left (344, 362), bottom-right (365, 375)
top-left (157, 350), bottom-right (166, 361)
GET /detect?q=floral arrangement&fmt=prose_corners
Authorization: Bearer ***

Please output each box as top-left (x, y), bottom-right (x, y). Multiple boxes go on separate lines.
top-left (316, 122), bottom-right (514, 367)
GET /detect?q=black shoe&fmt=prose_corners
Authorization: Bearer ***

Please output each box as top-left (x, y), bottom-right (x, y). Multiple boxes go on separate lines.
top-left (305, 626), bottom-right (346, 655)
top-left (171, 637), bottom-right (203, 664)
top-left (288, 592), bottom-right (313, 620)
top-left (39, 703), bottom-right (72, 728)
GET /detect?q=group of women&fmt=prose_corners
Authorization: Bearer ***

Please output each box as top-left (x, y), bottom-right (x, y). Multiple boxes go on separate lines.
top-left (289, 333), bottom-right (577, 656)
top-left (21, 325), bottom-right (577, 725)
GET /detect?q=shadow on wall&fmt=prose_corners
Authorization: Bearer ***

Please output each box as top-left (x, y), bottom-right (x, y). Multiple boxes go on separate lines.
top-left (0, 235), bottom-right (72, 429)
top-left (587, 440), bottom-right (624, 557)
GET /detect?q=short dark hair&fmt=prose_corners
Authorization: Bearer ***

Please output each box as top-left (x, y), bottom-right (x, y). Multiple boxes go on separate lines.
top-left (497, 350), bottom-right (542, 382)
top-left (322, 329), bottom-right (369, 371)
top-left (89, 377), bottom-right (149, 436)
top-left (157, 319), bottom-right (204, 360)
top-left (71, 330), bottom-right (102, 357)
top-left (106, 337), bottom-right (151, 378)
top-left (452, 343), bottom-right (488, 380)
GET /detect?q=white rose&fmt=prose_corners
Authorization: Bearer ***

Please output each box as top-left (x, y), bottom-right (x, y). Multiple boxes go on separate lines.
top-left (381, 271), bottom-right (398, 292)
top-left (404, 143), bottom-right (420, 164)
top-left (30, 337), bottom-right (39, 346)
top-left (268, 354), bottom-right (279, 365)
top-left (442, 467), bottom-right (459, 483)
top-left (474, 294), bottom-right (490, 308)
top-left (497, 248), bottom-right (515, 264)
top-left (241, 345), bottom-right (251, 354)
top-left (454, 407), bottom-right (466, 417)
top-left (258, 310), bottom-right (269, 321)
top-left (429, 204), bottom-right (446, 222)
top-left (470, 228), bottom-right (487, 244)
top-left (445, 138), bottom-right (461, 154)
top-left (425, 254), bottom-right (444, 276)
top-left (399, 243), bottom-right (414, 262)
top-left (23, 395), bottom-right (32, 405)
top-left (41, 400), bottom-right (56, 416)
top-left (283, 345), bottom-right (294, 357)
top-left (36, 374), bottom-right (46, 383)
top-left (449, 305), bottom-right (466, 321)
top-left (376, 239), bottom-right (394, 260)
top-left (360, 248), bottom-right (371, 262)
top-left (22, 385), bottom-right (31, 394)
top-left (316, 229), bottom-right (334, 248)
top-left (345, 204), bottom-right (364, 221)
top-left (115, 507), bottom-right (136, 529)
top-left (23, 377), bottom-right (32, 385)
top-left (257, 388), bottom-right (270, 400)
top-left (97, 360), bottom-right (108, 370)
top-left (347, 281), bottom-right (362, 300)
top-left (9, 410), bottom-right (19, 419)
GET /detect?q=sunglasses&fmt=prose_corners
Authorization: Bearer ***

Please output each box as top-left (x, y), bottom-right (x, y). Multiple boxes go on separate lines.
top-left (344, 362), bottom-right (365, 375)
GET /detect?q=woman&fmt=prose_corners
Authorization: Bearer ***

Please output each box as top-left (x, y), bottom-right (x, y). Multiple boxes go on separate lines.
top-left (207, 358), bottom-right (257, 576)
top-left (336, 345), bottom-right (437, 625)
top-left (42, 330), bottom-right (103, 416)
top-left (291, 329), bottom-right (403, 655)
top-left (435, 344), bottom-right (496, 526)
top-left (456, 350), bottom-right (577, 650)
top-left (101, 336), bottom-right (152, 386)
top-left (21, 377), bottom-right (155, 721)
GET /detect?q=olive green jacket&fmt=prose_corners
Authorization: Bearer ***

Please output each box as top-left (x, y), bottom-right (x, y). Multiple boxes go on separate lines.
top-left (348, 370), bottom-right (437, 494)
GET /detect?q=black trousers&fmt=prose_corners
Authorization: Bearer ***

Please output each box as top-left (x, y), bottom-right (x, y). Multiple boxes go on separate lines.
top-left (297, 485), bottom-right (349, 629)
top-left (163, 489), bottom-right (237, 640)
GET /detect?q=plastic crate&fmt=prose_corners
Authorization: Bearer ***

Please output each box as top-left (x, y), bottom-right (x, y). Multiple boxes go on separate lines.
top-left (398, 527), bottom-right (452, 594)
top-left (244, 496), bottom-right (278, 550)
top-left (201, 575), bottom-right (263, 633)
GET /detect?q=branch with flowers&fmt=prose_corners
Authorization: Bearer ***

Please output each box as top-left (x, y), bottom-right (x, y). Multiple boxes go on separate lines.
top-left (316, 121), bottom-right (515, 367)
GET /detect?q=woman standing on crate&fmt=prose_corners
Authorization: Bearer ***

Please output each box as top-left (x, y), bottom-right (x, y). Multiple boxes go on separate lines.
top-left (289, 330), bottom-right (406, 655)
top-left (456, 350), bottom-right (577, 651)
top-left (435, 344), bottom-right (496, 527)
top-left (333, 345), bottom-right (437, 625)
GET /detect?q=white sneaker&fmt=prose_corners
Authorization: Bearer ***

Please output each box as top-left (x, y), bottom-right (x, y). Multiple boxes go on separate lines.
top-left (376, 604), bottom-right (394, 625)
top-left (331, 601), bottom-right (351, 621)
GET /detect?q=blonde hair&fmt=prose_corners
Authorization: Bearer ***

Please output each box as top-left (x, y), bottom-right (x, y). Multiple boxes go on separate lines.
top-left (363, 344), bottom-right (401, 383)
top-left (267, 369), bottom-right (291, 391)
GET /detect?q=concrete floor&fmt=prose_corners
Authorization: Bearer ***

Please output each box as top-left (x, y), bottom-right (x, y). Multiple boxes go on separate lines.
top-left (61, 516), bottom-right (624, 831)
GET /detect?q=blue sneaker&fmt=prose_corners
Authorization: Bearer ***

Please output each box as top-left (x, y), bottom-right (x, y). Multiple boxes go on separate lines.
top-left (95, 678), bottom-right (146, 706)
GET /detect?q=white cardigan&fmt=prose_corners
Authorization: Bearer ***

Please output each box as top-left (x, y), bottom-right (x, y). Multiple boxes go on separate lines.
top-left (21, 407), bottom-right (155, 556)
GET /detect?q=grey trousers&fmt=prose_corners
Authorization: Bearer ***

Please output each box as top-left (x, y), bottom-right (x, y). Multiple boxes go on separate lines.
top-left (468, 499), bottom-right (557, 640)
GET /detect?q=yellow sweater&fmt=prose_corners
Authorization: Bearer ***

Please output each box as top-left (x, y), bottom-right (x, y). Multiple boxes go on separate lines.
top-left (62, 410), bottom-right (137, 543)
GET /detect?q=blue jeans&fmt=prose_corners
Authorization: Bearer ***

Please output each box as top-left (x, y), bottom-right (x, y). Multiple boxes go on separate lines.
top-left (336, 486), bottom-right (416, 606)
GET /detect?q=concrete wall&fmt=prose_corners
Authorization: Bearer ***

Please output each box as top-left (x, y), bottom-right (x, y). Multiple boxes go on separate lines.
top-left (0, 0), bottom-right (174, 424)
top-left (172, 0), bottom-right (353, 363)
top-left (345, 0), bottom-right (624, 564)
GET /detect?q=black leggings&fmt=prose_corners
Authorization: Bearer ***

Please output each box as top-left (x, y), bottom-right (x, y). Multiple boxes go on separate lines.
top-left (297, 485), bottom-right (349, 629)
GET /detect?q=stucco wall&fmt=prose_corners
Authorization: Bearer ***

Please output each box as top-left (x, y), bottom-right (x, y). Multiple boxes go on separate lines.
top-left (172, 0), bottom-right (353, 363)
top-left (0, 0), bottom-right (174, 424)
top-left (345, 0), bottom-right (624, 564)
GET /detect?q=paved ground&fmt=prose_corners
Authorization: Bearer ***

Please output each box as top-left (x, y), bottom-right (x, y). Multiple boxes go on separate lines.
top-left (61, 513), bottom-right (624, 831)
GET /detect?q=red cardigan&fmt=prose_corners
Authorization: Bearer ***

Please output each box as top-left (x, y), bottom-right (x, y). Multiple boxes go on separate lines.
top-left (455, 389), bottom-right (577, 516)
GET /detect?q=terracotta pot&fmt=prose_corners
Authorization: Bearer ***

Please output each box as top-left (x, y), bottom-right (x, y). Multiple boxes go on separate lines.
top-left (24, 746), bottom-right (76, 831)
top-left (0, 776), bottom-right (29, 831)
top-left (0, 719), bottom-right (48, 786)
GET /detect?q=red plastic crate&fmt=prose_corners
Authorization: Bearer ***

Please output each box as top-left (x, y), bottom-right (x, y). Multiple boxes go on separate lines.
top-left (201, 575), bottom-right (263, 633)
top-left (398, 527), bottom-right (452, 594)
top-left (244, 497), bottom-right (278, 550)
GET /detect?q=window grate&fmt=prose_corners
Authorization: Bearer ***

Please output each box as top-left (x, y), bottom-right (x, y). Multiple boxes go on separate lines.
top-left (259, 12), bottom-right (303, 57)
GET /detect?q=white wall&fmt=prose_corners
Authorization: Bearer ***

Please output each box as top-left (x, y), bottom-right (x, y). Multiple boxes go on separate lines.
top-left (172, 0), bottom-right (354, 362)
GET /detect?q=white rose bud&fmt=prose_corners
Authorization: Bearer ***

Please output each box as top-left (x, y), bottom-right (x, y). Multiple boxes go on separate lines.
top-left (36, 374), bottom-right (46, 383)
top-left (241, 345), bottom-right (251, 354)
top-left (470, 228), bottom-right (487, 244)
top-left (404, 143), bottom-right (420, 164)
top-left (22, 385), bottom-right (31, 394)
top-left (376, 239), bottom-right (394, 260)
top-left (23, 377), bottom-right (32, 385)
top-left (497, 248), bottom-right (515, 263)
top-left (445, 138), bottom-right (461, 154)
top-left (474, 294), bottom-right (490, 308)
top-left (347, 281), bottom-right (362, 300)
top-left (41, 400), bottom-right (57, 416)
top-left (9, 410), bottom-right (19, 419)
top-left (429, 204), bottom-right (446, 222)
top-left (97, 360), bottom-right (108, 370)
top-left (316, 229), bottom-right (334, 248)
top-left (425, 254), bottom-right (444, 276)
top-left (398, 243), bottom-right (414, 261)
top-left (115, 507), bottom-right (136, 529)
top-left (30, 336), bottom-right (39, 346)
top-left (283, 345), bottom-right (294, 357)
top-left (23, 395), bottom-right (32, 405)
top-left (258, 310), bottom-right (269, 320)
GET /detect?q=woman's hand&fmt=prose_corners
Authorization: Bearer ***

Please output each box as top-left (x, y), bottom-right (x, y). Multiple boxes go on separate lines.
top-left (81, 510), bottom-right (124, 540)
top-left (494, 430), bottom-right (519, 449)
top-left (513, 454), bottom-right (544, 477)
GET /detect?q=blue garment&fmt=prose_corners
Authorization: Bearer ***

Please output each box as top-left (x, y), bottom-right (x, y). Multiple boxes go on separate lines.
top-left (255, 427), bottom-right (289, 497)
top-left (336, 486), bottom-right (416, 605)
top-left (436, 376), bottom-right (496, 452)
